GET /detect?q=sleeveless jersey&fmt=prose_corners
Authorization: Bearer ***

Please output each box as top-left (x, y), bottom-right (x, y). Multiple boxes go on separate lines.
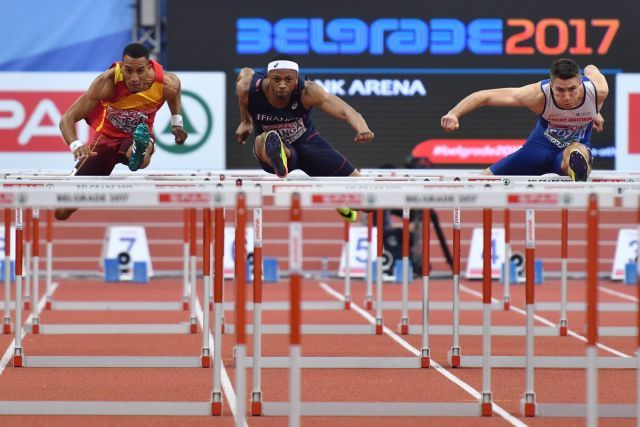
top-left (247, 72), bottom-right (317, 144)
top-left (527, 77), bottom-right (598, 148)
top-left (86, 60), bottom-right (165, 138)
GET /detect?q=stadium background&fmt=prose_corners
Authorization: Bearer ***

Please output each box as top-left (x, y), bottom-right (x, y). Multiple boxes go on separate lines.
top-left (2, 0), bottom-right (639, 171)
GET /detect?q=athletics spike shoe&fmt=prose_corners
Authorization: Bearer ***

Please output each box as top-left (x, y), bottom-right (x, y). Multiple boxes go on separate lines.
top-left (568, 149), bottom-right (589, 182)
top-left (129, 123), bottom-right (151, 171)
top-left (336, 207), bottom-right (357, 223)
top-left (265, 131), bottom-right (288, 178)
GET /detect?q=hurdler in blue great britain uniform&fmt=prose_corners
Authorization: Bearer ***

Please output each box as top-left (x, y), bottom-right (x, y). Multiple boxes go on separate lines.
top-left (235, 54), bottom-right (375, 222)
top-left (441, 58), bottom-right (608, 181)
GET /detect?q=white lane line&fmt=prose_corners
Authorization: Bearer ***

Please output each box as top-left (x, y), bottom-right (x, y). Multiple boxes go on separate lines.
top-left (0, 282), bottom-right (59, 376)
top-left (460, 285), bottom-right (631, 358)
top-left (320, 282), bottom-right (528, 427)
top-left (598, 286), bottom-right (638, 302)
top-left (194, 297), bottom-right (247, 426)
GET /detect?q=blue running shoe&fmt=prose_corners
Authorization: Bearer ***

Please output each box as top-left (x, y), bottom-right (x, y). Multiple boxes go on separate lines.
top-left (336, 207), bottom-right (357, 223)
top-left (129, 123), bottom-right (150, 171)
top-left (265, 131), bottom-right (288, 178)
top-left (568, 149), bottom-right (588, 182)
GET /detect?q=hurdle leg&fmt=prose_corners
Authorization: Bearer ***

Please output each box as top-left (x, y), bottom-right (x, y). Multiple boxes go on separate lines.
top-left (520, 209), bottom-right (536, 417)
top-left (3, 208), bottom-right (11, 334)
top-left (201, 208), bottom-right (212, 368)
top-left (343, 221), bottom-right (351, 310)
top-left (211, 207), bottom-right (224, 415)
top-left (503, 208), bottom-right (511, 310)
top-left (23, 209), bottom-right (31, 310)
top-left (23, 241), bottom-right (31, 311)
top-left (480, 208), bottom-right (493, 416)
top-left (289, 194), bottom-right (302, 427)
top-left (375, 209), bottom-right (384, 335)
top-left (235, 192), bottom-right (248, 427)
top-left (2, 255), bottom-right (9, 334)
top-left (13, 208), bottom-right (24, 367)
top-left (559, 208), bottom-right (569, 336)
top-left (30, 210), bottom-right (40, 334)
top-left (182, 209), bottom-right (190, 310)
top-left (448, 208), bottom-right (461, 368)
top-left (45, 210), bottom-right (53, 310)
top-left (420, 209), bottom-right (431, 368)
top-left (188, 209), bottom-right (197, 334)
top-left (586, 195), bottom-right (598, 427)
top-left (364, 212), bottom-right (373, 309)
top-left (251, 207), bottom-right (263, 416)
top-left (399, 208), bottom-right (410, 335)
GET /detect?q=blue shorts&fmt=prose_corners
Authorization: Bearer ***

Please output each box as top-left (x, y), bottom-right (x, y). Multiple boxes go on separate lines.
top-left (256, 131), bottom-right (355, 177)
top-left (490, 138), bottom-right (568, 176)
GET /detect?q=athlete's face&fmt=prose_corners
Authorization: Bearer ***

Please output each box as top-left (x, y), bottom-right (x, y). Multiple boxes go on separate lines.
top-left (121, 55), bottom-right (152, 93)
top-left (550, 76), bottom-right (582, 109)
top-left (268, 69), bottom-right (297, 100)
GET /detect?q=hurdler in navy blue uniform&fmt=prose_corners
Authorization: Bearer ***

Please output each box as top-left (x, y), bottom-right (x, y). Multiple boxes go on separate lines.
top-left (236, 55), bottom-right (375, 221)
top-left (441, 58), bottom-right (609, 181)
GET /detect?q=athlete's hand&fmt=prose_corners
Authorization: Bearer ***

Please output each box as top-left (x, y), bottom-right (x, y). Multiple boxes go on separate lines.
top-left (441, 112), bottom-right (460, 132)
top-left (73, 145), bottom-right (97, 161)
top-left (354, 129), bottom-right (374, 143)
top-left (593, 113), bottom-right (604, 132)
top-left (172, 126), bottom-right (187, 145)
top-left (236, 122), bottom-right (253, 145)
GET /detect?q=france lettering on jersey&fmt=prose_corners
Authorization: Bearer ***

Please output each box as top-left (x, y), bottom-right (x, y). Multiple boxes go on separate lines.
top-left (528, 77), bottom-right (598, 149)
top-left (247, 72), bottom-right (317, 144)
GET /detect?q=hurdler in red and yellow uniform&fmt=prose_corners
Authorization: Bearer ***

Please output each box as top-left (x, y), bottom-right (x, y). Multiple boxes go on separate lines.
top-left (86, 59), bottom-right (165, 140)
top-left (55, 43), bottom-right (187, 220)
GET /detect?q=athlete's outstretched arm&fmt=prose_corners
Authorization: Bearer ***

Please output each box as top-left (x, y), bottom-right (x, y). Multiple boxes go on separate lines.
top-left (164, 73), bottom-right (187, 145)
top-left (441, 83), bottom-right (542, 132)
top-left (59, 69), bottom-right (115, 160)
top-left (302, 81), bottom-right (374, 143)
top-left (234, 68), bottom-right (255, 145)
top-left (584, 64), bottom-right (609, 111)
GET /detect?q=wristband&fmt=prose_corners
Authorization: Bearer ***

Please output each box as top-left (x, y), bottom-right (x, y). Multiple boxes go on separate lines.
top-left (69, 140), bottom-right (83, 152)
top-left (170, 115), bottom-right (183, 127)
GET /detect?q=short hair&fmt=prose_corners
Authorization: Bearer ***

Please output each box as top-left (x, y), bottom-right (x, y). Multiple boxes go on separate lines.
top-left (550, 58), bottom-right (580, 80)
top-left (122, 43), bottom-right (150, 59)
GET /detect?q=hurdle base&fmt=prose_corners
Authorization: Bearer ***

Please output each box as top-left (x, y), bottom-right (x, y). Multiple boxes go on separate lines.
top-left (520, 392), bottom-right (537, 417)
top-left (421, 348), bottom-right (430, 368)
top-left (23, 300), bottom-right (31, 310)
top-left (559, 320), bottom-right (568, 337)
top-left (503, 296), bottom-right (510, 311)
top-left (344, 299), bottom-right (351, 310)
top-left (399, 318), bottom-right (409, 335)
top-left (189, 318), bottom-right (197, 334)
top-left (31, 321), bottom-right (40, 335)
top-left (45, 299), bottom-right (52, 310)
top-left (211, 392), bottom-right (223, 416)
top-left (3, 318), bottom-right (10, 334)
top-left (481, 392), bottom-right (492, 416)
top-left (201, 348), bottom-right (211, 368)
top-left (13, 348), bottom-right (23, 368)
top-left (182, 298), bottom-right (189, 311)
top-left (364, 297), bottom-right (373, 310)
top-left (375, 318), bottom-right (383, 335)
top-left (251, 392), bottom-right (263, 416)
top-left (448, 347), bottom-right (461, 368)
